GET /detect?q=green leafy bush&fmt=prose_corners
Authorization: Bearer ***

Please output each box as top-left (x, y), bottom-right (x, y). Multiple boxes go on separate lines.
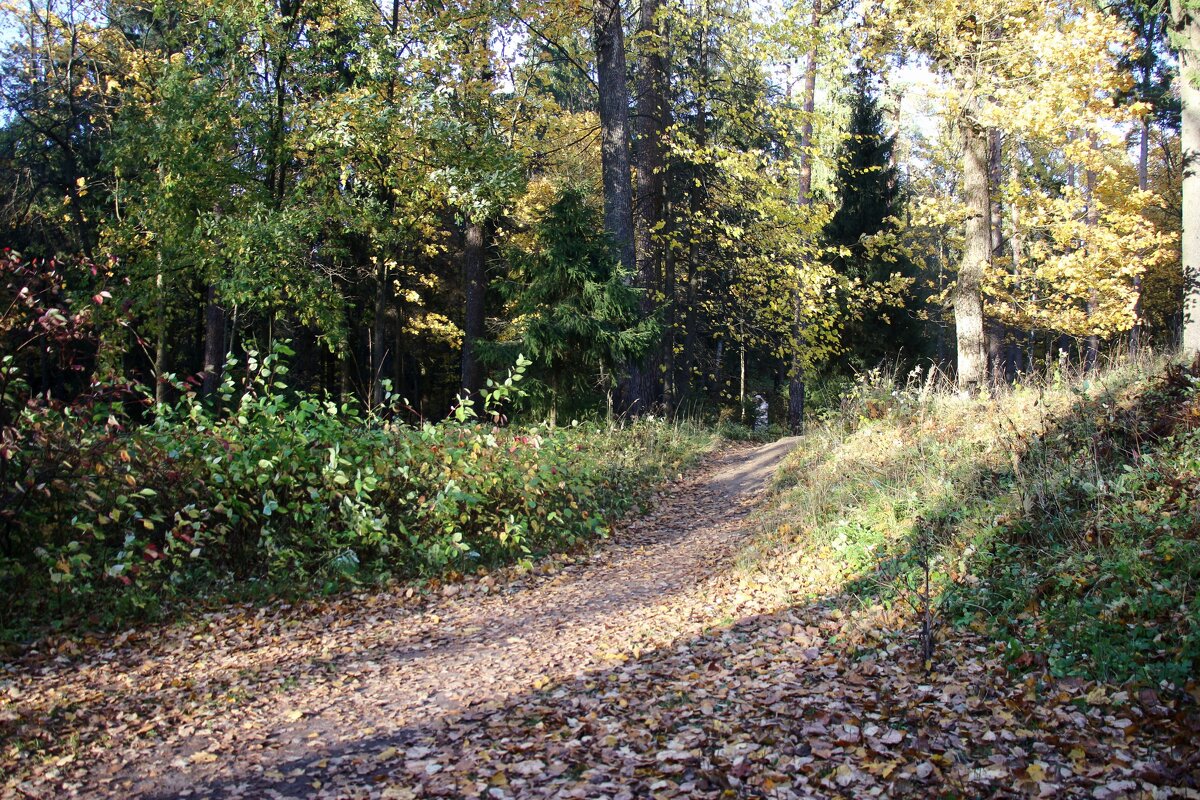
top-left (0, 342), bottom-right (712, 640)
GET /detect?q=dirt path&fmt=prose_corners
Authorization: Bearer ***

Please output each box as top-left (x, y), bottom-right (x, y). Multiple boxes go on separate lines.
top-left (6, 435), bottom-right (1197, 799)
top-left (3, 439), bottom-right (799, 799)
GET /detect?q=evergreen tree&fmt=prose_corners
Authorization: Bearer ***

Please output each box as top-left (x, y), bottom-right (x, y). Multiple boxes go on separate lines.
top-left (823, 68), bottom-right (917, 368)
top-left (491, 189), bottom-right (657, 421)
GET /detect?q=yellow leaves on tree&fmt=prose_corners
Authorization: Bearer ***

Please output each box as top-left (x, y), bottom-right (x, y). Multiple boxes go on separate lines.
top-left (870, 0), bottom-right (1176, 343)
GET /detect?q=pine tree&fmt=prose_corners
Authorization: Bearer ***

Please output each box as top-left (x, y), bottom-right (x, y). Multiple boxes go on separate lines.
top-left (823, 69), bottom-right (916, 367)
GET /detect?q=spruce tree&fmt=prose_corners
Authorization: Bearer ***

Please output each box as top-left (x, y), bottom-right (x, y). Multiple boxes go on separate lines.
top-left (490, 189), bottom-right (657, 420)
top-left (823, 68), bottom-right (918, 368)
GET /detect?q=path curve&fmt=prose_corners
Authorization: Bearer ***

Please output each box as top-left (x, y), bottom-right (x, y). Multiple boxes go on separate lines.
top-left (3, 437), bottom-right (798, 799)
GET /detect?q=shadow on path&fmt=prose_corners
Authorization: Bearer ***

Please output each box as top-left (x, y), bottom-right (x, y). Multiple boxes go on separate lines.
top-left (18, 438), bottom-right (798, 799)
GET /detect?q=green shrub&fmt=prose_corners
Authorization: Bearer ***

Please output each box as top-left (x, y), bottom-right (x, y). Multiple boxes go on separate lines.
top-left (0, 344), bottom-right (713, 641)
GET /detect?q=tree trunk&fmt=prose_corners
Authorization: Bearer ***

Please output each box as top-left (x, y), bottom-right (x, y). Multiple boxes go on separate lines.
top-left (155, 324), bottom-right (168, 405)
top-left (788, 287), bottom-right (807, 434)
top-left (680, 9), bottom-right (708, 403)
top-left (935, 241), bottom-right (948, 366)
top-left (795, 7), bottom-right (819, 201)
top-left (393, 308), bottom-right (406, 401)
top-left (1132, 16), bottom-right (1155, 355)
top-left (593, 0), bottom-right (639, 410)
top-left (372, 259), bottom-right (390, 407)
top-left (989, 130), bottom-right (1004, 256)
top-left (788, 0), bottom-right (821, 434)
top-left (712, 337), bottom-right (724, 398)
top-left (682, 263), bottom-right (700, 398)
top-left (339, 353), bottom-right (353, 405)
top-left (662, 211), bottom-right (677, 412)
top-left (738, 322), bottom-right (746, 418)
top-left (1171, 0), bottom-right (1200, 355)
top-left (661, 13), bottom-right (677, 414)
top-left (787, 372), bottom-right (805, 436)
top-left (1085, 167), bottom-right (1100, 371)
top-left (986, 130), bottom-right (1010, 385)
top-left (1131, 116), bottom-right (1149, 355)
top-left (293, 326), bottom-right (316, 394)
top-left (461, 218), bottom-right (486, 397)
top-left (986, 322), bottom-right (1005, 385)
top-left (633, 0), bottom-right (667, 408)
top-left (592, 0), bottom-right (636, 277)
top-left (1008, 161), bottom-right (1028, 376)
top-left (154, 268), bottom-right (168, 406)
top-left (955, 117), bottom-right (990, 393)
top-left (200, 285), bottom-right (226, 398)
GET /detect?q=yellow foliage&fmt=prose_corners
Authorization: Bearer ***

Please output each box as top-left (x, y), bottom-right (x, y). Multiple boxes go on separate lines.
top-left (869, 0), bottom-right (1175, 339)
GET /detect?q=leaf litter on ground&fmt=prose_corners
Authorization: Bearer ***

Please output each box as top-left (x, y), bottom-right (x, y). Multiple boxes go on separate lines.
top-left (2, 441), bottom-right (1197, 799)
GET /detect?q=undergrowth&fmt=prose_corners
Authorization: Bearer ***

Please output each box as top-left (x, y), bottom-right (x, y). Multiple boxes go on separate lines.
top-left (0, 345), bottom-right (715, 644)
top-left (751, 354), bottom-right (1200, 685)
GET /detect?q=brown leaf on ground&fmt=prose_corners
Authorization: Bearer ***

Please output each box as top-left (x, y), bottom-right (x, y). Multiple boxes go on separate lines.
top-left (2, 440), bottom-right (1198, 799)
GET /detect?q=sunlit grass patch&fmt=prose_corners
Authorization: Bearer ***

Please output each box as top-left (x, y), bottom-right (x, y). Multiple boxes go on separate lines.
top-left (745, 353), bottom-right (1200, 684)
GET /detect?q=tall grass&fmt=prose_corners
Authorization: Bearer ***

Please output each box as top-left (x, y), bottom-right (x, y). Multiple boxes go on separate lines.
top-left (745, 350), bottom-right (1200, 684)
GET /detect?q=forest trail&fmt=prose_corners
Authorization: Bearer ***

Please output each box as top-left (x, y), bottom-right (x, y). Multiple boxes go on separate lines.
top-left (6, 434), bottom-right (1195, 798)
top-left (3, 438), bottom-right (801, 799)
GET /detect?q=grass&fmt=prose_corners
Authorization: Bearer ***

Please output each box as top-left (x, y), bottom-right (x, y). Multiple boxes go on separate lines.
top-left (744, 353), bottom-right (1200, 685)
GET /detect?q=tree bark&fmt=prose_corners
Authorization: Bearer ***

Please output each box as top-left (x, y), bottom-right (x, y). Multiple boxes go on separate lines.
top-left (738, 321), bottom-right (746, 417)
top-left (681, 258), bottom-right (700, 398)
top-left (984, 124), bottom-right (1006, 384)
top-left (154, 265), bottom-right (168, 406)
top-left (680, 5), bottom-right (709, 403)
top-left (1132, 15), bottom-right (1156, 355)
top-left (955, 116), bottom-right (990, 393)
top-left (988, 131), bottom-right (1005, 259)
top-left (393, 307), bottom-right (406, 401)
top-left (633, 0), bottom-right (667, 409)
top-left (592, 0), bottom-right (636, 275)
top-left (1171, 0), bottom-right (1200, 356)
top-left (788, 0), bottom-right (821, 434)
top-left (154, 324), bottom-right (168, 405)
top-left (461, 219), bottom-right (486, 397)
top-left (788, 290), bottom-right (807, 434)
top-left (1085, 166), bottom-right (1100, 371)
top-left (1009, 161), bottom-right (1031, 375)
top-left (200, 285), bottom-right (226, 398)
top-left (935, 241), bottom-right (948, 366)
top-left (372, 259), bottom-right (390, 407)
top-left (593, 0), bottom-right (639, 410)
top-left (986, 322), bottom-right (1005, 385)
top-left (1131, 116), bottom-right (1149, 355)
top-left (662, 219), bottom-right (677, 411)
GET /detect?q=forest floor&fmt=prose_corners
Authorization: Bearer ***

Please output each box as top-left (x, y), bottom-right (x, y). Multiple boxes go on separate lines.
top-left (3, 437), bottom-right (1198, 799)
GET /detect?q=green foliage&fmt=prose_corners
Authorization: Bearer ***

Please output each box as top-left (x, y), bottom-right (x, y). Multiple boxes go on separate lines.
top-left (492, 188), bottom-right (658, 413)
top-left (823, 68), bottom-right (920, 369)
top-left (948, 362), bottom-right (1200, 683)
top-left (0, 341), bottom-right (713, 641)
top-left (824, 69), bottom-right (903, 279)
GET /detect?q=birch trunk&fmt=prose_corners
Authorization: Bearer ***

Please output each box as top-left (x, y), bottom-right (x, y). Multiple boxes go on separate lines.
top-left (1172, 0), bottom-right (1200, 355)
